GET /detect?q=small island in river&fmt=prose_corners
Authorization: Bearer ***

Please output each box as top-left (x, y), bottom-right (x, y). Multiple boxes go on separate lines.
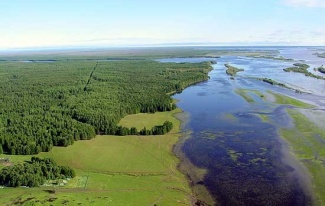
top-left (225, 63), bottom-right (244, 76)
top-left (316, 66), bottom-right (325, 74)
top-left (283, 63), bottom-right (325, 80)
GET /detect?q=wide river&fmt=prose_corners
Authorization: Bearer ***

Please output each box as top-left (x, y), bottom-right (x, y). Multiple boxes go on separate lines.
top-left (161, 47), bottom-right (325, 205)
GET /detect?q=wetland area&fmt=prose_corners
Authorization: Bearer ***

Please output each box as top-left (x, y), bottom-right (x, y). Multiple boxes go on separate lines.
top-left (162, 47), bottom-right (325, 205)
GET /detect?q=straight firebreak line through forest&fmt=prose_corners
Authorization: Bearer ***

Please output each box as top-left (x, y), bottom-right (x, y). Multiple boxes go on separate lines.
top-left (84, 62), bottom-right (98, 91)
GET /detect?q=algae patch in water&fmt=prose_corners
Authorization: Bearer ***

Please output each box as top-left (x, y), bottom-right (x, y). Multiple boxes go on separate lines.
top-left (256, 114), bottom-right (269, 122)
top-left (200, 130), bottom-right (225, 139)
top-left (220, 113), bottom-right (238, 123)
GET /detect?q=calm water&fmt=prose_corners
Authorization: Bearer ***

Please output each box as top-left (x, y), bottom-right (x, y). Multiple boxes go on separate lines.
top-left (165, 47), bottom-right (325, 205)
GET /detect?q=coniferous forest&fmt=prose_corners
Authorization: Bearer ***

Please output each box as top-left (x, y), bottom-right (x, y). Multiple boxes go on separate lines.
top-left (0, 60), bottom-right (212, 155)
top-left (0, 157), bottom-right (75, 187)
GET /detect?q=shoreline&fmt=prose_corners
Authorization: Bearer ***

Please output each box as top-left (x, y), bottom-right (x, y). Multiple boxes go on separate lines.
top-left (170, 65), bottom-right (216, 205)
top-left (275, 109), bottom-right (315, 204)
top-left (172, 109), bottom-right (216, 205)
top-left (280, 107), bottom-right (325, 205)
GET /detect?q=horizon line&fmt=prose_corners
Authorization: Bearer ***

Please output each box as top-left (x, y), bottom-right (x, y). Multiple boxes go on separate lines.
top-left (1, 43), bottom-right (325, 52)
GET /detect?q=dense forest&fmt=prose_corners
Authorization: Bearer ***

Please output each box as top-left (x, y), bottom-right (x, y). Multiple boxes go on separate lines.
top-left (0, 157), bottom-right (75, 187)
top-left (0, 60), bottom-right (212, 155)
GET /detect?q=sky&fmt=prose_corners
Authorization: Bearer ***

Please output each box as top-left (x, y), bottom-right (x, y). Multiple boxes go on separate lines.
top-left (0, 0), bottom-right (324, 49)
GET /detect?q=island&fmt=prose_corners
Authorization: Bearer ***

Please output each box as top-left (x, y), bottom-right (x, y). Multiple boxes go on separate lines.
top-left (316, 66), bottom-right (325, 74)
top-left (283, 63), bottom-right (324, 80)
top-left (225, 63), bottom-right (244, 76)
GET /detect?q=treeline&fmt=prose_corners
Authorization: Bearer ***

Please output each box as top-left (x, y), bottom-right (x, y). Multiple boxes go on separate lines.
top-left (116, 121), bottom-right (173, 136)
top-left (0, 60), bottom-right (212, 154)
top-left (0, 157), bottom-right (75, 187)
top-left (259, 78), bottom-right (288, 88)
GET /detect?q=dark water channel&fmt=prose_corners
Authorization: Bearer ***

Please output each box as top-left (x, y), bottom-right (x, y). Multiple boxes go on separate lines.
top-left (160, 52), bottom-right (325, 205)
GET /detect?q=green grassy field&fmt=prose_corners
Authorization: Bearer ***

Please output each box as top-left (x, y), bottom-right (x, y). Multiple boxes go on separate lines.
top-left (118, 111), bottom-right (178, 131)
top-left (0, 109), bottom-right (192, 205)
top-left (281, 109), bottom-right (325, 205)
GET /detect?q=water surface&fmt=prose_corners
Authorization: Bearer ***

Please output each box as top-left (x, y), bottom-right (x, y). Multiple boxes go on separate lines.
top-left (167, 47), bottom-right (325, 205)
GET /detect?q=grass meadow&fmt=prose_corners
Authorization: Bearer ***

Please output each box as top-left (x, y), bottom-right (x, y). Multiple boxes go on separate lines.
top-left (0, 109), bottom-right (192, 205)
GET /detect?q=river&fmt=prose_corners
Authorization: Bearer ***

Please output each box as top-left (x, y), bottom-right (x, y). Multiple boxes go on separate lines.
top-left (161, 47), bottom-right (325, 205)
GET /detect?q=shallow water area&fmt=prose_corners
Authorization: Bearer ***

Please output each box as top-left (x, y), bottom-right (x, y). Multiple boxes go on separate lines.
top-left (163, 47), bottom-right (325, 205)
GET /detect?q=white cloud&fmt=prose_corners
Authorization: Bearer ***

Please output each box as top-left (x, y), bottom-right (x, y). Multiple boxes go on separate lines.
top-left (284, 0), bottom-right (325, 8)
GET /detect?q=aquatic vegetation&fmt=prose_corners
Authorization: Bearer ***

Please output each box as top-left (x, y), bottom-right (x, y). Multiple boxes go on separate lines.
top-left (281, 109), bottom-right (325, 205)
top-left (182, 123), bottom-right (308, 205)
top-left (235, 89), bottom-right (255, 102)
top-left (267, 91), bottom-right (314, 108)
top-left (235, 89), bottom-right (266, 103)
top-left (228, 149), bottom-right (242, 161)
top-left (221, 113), bottom-right (238, 123)
top-left (256, 114), bottom-right (269, 122)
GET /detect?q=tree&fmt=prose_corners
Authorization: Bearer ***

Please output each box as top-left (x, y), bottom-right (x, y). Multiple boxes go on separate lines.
top-left (0, 157), bottom-right (75, 187)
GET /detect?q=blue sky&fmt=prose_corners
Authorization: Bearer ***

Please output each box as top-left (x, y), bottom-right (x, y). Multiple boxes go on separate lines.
top-left (0, 0), bottom-right (324, 48)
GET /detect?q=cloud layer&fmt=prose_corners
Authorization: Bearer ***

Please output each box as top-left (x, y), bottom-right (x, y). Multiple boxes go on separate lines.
top-left (284, 0), bottom-right (325, 8)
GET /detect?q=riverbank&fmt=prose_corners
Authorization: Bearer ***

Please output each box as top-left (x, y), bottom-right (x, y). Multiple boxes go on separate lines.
top-left (173, 111), bottom-right (216, 205)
